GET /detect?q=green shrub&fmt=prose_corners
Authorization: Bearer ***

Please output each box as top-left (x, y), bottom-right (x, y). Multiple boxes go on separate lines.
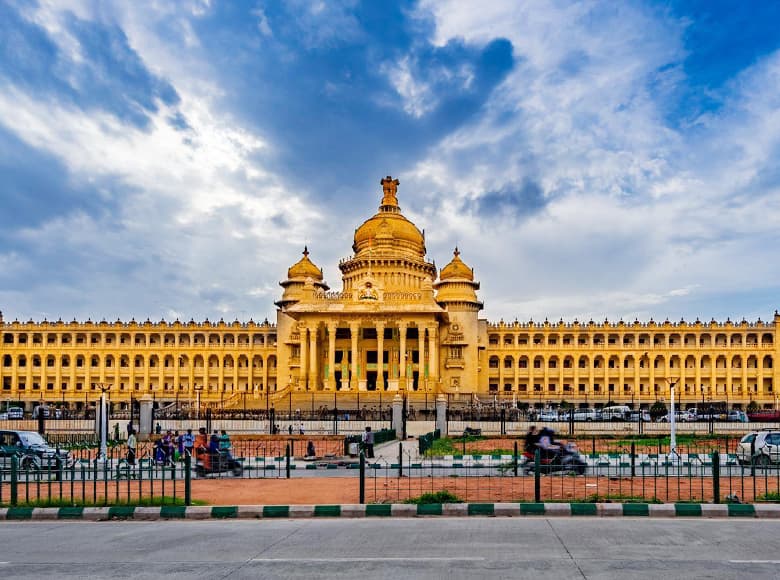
top-left (404, 490), bottom-right (463, 504)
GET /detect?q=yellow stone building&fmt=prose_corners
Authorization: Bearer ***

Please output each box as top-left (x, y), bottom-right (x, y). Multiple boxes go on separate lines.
top-left (1, 176), bottom-right (779, 412)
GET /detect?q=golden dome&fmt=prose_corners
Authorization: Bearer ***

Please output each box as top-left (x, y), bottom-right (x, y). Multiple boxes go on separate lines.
top-left (353, 176), bottom-right (425, 256)
top-left (440, 248), bottom-right (473, 281)
top-left (287, 247), bottom-right (323, 280)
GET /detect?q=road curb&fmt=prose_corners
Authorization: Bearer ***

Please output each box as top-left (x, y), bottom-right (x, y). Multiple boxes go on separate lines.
top-left (0, 503), bottom-right (776, 521)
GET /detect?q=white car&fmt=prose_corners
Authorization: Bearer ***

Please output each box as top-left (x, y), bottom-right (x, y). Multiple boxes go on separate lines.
top-left (656, 411), bottom-right (695, 422)
top-left (736, 431), bottom-right (780, 466)
top-left (572, 409), bottom-right (601, 421)
top-left (538, 410), bottom-right (559, 421)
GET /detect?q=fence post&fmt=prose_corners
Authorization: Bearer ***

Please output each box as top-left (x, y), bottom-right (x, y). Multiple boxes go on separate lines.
top-left (500, 408), bottom-right (506, 436)
top-left (534, 449), bottom-right (541, 503)
top-left (398, 442), bottom-right (403, 477)
top-left (591, 436), bottom-right (595, 457)
top-left (712, 450), bottom-right (720, 504)
top-left (630, 441), bottom-right (636, 478)
top-left (285, 443), bottom-right (291, 479)
top-left (359, 450), bottom-right (365, 504)
top-left (568, 411), bottom-right (573, 437)
top-left (513, 441), bottom-right (518, 477)
top-left (184, 453), bottom-right (192, 506)
top-left (10, 454), bottom-right (18, 506)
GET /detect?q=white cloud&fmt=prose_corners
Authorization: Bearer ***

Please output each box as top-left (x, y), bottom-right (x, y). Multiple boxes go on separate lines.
top-left (400, 1), bottom-right (780, 321)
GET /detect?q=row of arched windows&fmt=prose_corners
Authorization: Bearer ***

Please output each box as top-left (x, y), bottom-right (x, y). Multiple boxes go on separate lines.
top-left (488, 354), bottom-right (774, 370)
top-left (2, 332), bottom-right (277, 347)
top-left (488, 332), bottom-right (774, 347)
top-left (2, 354), bottom-right (277, 370)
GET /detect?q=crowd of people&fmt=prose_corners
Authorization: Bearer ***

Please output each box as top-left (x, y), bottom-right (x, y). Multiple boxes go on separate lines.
top-left (124, 422), bottom-right (232, 470)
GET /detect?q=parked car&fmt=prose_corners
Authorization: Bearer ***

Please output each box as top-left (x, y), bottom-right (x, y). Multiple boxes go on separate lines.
top-left (747, 410), bottom-right (780, 422)
top-left (736, 430), bottom-right (780, 466)
top-left (573, 408), bottom-right (601, 421)
top-left (601, 405), bottom-right (631, 421)
top-left (656, 411), bottom-right (696, 423)
top-left (0, 429), bottom-right (74, 470)
top-left (538, 410), bottom-right (559, 422)
top-left (629, 411), bottom-right (651, 422)
top-left (728, 410), bottom-right (749, 423)
top-left (6, 407), bottom-right (24, 420)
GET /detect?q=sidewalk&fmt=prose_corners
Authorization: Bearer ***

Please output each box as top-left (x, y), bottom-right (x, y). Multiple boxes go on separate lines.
top-left (372, 438), bottom-right (421, 464)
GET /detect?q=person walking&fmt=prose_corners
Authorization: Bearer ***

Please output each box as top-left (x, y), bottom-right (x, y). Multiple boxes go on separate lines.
top-left (362, 426), bottom-right (375, 458)
top-left (126, 428), bottom-right (137, 467)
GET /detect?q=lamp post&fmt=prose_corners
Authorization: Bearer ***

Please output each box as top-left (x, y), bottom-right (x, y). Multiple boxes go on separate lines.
top-left (666, 378), bottom-right (678, 457)
top-left (93, 382), bottom-right (111, 460)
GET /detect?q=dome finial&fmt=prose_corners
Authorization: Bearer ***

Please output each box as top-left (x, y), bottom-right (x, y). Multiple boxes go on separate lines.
top-left (453, 246), bottom-right (460, 257)
top-left (303, 245), bottom-right (309, 257)
top-left (380, 175), bottom-right (400, 208)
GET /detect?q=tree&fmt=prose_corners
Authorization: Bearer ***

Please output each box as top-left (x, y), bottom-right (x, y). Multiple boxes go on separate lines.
top-left (649, 401), bottom-right (667, 421)
top-left (747, 400), bottom-right (759, 414)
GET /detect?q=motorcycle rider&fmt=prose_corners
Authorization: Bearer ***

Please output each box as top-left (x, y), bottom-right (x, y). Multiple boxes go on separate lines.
top-left (524, 426), bottom-right (538, 455)
top-left (194, 427), bottom-right (211, 471)
top-left (536, 427), bottom-right (560, 461)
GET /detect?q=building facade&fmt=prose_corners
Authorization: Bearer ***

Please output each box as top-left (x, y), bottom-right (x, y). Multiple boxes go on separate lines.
top-left (1, 176), bottom-right (778, 411)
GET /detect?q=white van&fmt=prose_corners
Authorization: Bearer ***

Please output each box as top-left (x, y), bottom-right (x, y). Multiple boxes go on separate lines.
top-left (601, 405), bottom-right (631, 421)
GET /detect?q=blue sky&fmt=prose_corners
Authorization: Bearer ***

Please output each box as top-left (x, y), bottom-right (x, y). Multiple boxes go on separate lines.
top-left (1, 0), bottom-right (779, 324)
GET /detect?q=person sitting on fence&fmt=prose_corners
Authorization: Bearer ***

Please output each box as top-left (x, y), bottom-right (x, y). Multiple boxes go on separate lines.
top-left (219, 430), bottom-right (232, 459)
top-left (162, 430), bottom-right (176, 465)
top-left (174, 430), bottom-right (184, 461)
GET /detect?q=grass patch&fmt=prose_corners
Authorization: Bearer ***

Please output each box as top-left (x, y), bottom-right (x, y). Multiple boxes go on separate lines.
top-left (756, 492), bottom-right (780, 502)
top-left (403, 490), bottom-right (463, 505)
top-left (425, 436), bottom-right (483, 456)
top-left (0, 497), bottom-right (208, 508)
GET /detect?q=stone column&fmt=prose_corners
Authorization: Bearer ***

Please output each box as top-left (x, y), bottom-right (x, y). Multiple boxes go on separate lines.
top-left (392, 394), bottom-right (404, 434)
top-left (309, 324), bottom-right (318, 390)
top-left (436, 394), bottom-right (448, 436)
top-left (418, 326), bottom-right (426, 391)
top-left (299, 325), bottom-right (308, 390)
top-left (327, 323), bottom-right (337, 390)
top-left (138, 395), bottom-right (154, 437)
top-left (428, 326), bottom-right (438, 385)
top-left (349, 321), bottom-right (360, 391)
top-left (376, 321), bottom-right (385, 391)
top-left (398, 321), bottom-right (407, 391)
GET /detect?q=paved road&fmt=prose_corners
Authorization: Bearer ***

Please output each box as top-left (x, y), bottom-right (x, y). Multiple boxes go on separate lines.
top-left (1, 518), bottom-right (779, 579)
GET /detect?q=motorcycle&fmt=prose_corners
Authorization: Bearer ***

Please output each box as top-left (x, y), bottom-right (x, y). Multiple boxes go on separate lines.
top-left (194, 450), bottom-right (243, 477)
top-left (523, 442), bottom-right (587, 475)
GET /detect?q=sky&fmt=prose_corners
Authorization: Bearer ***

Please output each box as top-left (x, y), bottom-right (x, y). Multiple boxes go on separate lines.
top-left (1, 0), bottom-right (780, 325)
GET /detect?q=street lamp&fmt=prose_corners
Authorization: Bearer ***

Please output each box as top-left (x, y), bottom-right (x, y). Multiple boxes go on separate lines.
top-left (93, 382), bottom-right (111, 460)
top-left (666, 378), bottom-right (678, 457)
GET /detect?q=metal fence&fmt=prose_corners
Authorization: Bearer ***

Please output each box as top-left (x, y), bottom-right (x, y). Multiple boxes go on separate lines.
top-left (361, 440), bottom-right (780, 505)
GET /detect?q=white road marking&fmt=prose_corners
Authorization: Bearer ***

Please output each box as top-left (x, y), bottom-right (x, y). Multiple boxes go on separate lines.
top-left (729, 560), bottom-right (780, 564)
top-left (251, 557), bottom-right (485, 563)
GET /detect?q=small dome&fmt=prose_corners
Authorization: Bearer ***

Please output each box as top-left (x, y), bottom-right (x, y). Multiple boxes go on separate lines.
top-left (287, 247), bottom-right (323, 280)
top-left (439, 248), bottom-right (473, 281)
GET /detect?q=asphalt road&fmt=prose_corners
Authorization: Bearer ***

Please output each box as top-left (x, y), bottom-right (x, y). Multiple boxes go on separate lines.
top-left (1, 518), bottom-right (779, 579)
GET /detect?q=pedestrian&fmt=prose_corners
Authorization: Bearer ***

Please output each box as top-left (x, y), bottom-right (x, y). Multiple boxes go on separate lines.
top-left (182, 428), bottom-right (195, 456)
top-left (195, 427), bottom-right (210, 470)
top-left (306, 440), bottom-right (316, 458)
top-left (155, 422), bottom-right (162, 435)
top-left (113, 422), bottom-right (120, 442)
top-left (524, 426), bottom-right (538, 455)
top-left (299, 423), bottom-right (305, 435)
top-left (174, 430), bottom-right (183, 460)
top-left (126, 428), bottom-right (137, 466)
top-left (288, 424), bottom-right (293, 435)
top-left (362, 426), bottom-right (375, 458)
top-left (126, 420), bottom-right (134, 438)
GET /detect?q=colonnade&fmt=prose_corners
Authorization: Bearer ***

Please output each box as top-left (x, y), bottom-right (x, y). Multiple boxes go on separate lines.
top-left (295, 319), bottom-right (439, 391)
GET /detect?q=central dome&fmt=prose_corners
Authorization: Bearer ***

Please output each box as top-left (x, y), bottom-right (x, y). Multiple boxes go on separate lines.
top-left (352, 176), bottom-right (425, 258)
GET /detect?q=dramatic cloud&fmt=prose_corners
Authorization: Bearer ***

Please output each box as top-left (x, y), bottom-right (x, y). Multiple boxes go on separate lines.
top-left (0, 1), bottom-right (779, 323)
